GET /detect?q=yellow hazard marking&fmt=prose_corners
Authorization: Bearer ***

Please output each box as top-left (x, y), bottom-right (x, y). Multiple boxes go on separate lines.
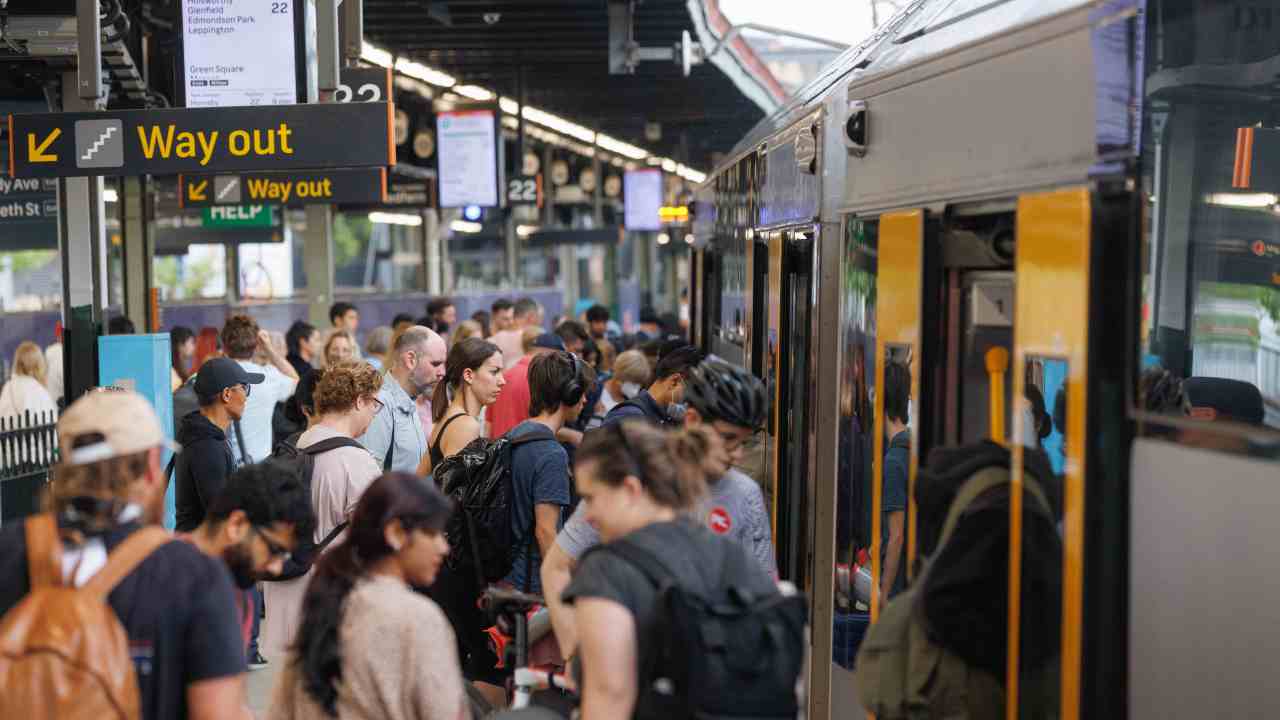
top-left (188, 179), bottom-right (209, 201)
top-left (28, 129), bottom-right (61, 163)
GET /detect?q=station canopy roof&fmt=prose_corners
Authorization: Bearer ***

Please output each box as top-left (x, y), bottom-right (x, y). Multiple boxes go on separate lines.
top-left (364, 0), bottom-right (787, 176)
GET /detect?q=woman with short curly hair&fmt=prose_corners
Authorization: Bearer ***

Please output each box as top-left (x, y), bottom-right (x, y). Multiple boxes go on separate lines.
top-left (262, 361), bottom-right (386, 658)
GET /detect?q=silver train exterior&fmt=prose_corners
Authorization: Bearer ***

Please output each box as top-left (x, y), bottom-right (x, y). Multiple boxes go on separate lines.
top-left (687, 1), bottom-right (1280, 718)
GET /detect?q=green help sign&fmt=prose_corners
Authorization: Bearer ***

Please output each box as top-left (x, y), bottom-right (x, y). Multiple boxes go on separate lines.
top-left (201, 205), bottom-right (276, 228)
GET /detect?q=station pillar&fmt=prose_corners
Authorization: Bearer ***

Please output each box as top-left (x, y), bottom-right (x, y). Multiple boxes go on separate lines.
top-left (424, 209), bottom-right (443, 295)
top-left (120, 176), bottom-right (153, 331)
top-left (57, 70), bottom-right (110, 400)
top-left (304, 205), bottom-right (336, 328)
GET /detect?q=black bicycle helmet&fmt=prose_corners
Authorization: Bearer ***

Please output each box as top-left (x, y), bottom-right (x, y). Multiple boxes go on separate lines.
top-left (684, 358), bottom-right (768, 430)
top-left (1140, 367), bottom-right (1188, 415)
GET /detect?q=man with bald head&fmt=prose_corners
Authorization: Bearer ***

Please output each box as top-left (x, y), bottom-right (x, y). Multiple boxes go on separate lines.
top-left (358, 326), bottom-right (446, 473)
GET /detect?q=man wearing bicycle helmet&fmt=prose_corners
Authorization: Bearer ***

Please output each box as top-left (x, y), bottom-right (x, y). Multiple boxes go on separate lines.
top-left (543, 358), bottom-right (776, 654)
top-left (676, 358), bottom-right (775, 576)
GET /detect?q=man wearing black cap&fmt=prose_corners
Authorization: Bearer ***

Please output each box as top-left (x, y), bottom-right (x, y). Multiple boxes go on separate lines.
top-left (175, 357), bottom-right (265, 533)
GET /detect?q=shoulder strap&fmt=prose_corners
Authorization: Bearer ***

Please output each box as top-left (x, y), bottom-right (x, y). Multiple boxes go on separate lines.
top-left (433, 412), bottom-right (469, 451)
top-left (82, 527), bottom-right (171, 601)
top-left (313, 521), bottom-right (349, 555)
top-left (302, 436), bottom-right (367, 456)
top-left (25, 513), bottom-right (62, 590)
top-left (232, 418), bottom-right (250, 464)
top-left (507, 424), bottom-right (558, 447)
top-left (936, 467), bottom-right (1009, 552)
top-left (383, 407), bottom-right (396, 472)
top-left (604, 537), bottom-right (675, 590)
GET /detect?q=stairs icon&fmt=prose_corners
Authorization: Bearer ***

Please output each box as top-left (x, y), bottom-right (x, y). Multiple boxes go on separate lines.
top-left (74, 119), bottom-right (125, 169)
top-left (81, 126), bottom-right (118, 161)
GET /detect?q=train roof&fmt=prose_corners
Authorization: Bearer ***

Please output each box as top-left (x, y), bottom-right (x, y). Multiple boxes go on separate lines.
top-left (706, 0), bottom-right (1099, 181)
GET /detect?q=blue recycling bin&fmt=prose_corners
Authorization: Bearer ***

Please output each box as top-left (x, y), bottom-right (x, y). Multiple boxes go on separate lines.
top-left (99, 333), bottom-right (176, 529)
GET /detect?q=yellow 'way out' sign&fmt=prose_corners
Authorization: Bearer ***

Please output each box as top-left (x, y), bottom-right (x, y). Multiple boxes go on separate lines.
top-left (8, 102), bottom-right (395, 178)
top-left (179, 168), bottom-right (388, 207)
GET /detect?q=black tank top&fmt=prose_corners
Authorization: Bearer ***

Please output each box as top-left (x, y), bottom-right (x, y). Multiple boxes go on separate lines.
top-left (429, 412), bottom-right (470, 469)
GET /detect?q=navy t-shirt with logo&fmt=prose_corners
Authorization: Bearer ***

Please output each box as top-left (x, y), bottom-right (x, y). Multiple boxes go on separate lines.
top-left (0, 519), bottom-right (246, 720)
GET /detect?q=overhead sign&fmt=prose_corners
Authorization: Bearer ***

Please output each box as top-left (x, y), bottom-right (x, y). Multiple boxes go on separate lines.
top-left (385, 179), bottom-right (433, 206)
top-left (507, 174), bottom-right (543, 208)
top-left (201, 205), bottom-right (277, 229)
top-left (437, 109), bottom-right (499, 208)
top-left (335, 67), bottom-right (391, 104)
top-left (181, 0), bottom-right (299, 107)
top-left (178, 168), bottom-right (387, 207)
top-left (8, 102), bottom-right (396, 178)
top-left (0, 176), bottom-right (58, 250)
top-left (624, 169), bottom-right (663, 231)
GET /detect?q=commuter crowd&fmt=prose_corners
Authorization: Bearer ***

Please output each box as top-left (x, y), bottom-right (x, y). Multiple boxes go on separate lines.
top-left (0, 295), bottom-right (808, 720)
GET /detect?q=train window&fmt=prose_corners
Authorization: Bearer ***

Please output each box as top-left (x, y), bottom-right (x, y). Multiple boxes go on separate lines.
top-left (1017, 356), bottom-right (1066, 715)
top-left (832, 217), bottom-right (877, 689)
top-left (1138, 0), bottom-right (1280, 452)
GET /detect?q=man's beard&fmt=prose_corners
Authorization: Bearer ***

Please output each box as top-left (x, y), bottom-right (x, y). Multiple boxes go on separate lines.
top-left (223, 541), bottom-right (259, 589)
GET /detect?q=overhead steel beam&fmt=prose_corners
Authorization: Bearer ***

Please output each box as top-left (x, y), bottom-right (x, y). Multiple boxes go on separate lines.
top-left (76, 0), bottom-right (103, 103)
top-left (343, 0), bottom-right (364, 64)
top-left (317, 0), bottom-right (341, 93)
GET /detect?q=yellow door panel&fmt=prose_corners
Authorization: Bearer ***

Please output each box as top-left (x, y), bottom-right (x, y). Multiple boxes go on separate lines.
top-left (1011, 188), bottom-right (1090, 720)
top-left (871, 210), bottom-right (923, 621)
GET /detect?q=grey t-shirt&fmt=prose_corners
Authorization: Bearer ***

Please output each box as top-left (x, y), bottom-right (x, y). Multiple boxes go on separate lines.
top-left (556, 468), bottom-right (777, 578)
top-left (562, 519), bottom-right (778, 673)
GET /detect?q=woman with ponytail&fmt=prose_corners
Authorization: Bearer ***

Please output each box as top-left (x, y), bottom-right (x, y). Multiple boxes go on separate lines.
top-left (557, 421), bottom-right (782, 719)
top-left (268, 471), bottom-right (465, 720)
top-left (417, 337), bottom-right (504, 475)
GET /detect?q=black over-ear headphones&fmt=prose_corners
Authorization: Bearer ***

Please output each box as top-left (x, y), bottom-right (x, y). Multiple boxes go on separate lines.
top-left (561, 352), bottom-right (585, 407)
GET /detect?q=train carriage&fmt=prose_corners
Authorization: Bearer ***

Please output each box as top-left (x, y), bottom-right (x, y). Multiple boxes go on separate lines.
top-left (689, 1), bottom-right (1280, 718)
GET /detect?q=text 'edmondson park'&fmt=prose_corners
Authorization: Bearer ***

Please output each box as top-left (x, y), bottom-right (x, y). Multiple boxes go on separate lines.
top-left (137, 124), bottom-right (295, 166)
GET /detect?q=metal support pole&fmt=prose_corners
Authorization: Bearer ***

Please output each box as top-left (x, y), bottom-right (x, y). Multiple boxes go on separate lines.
top-left (341, 0), bottom-right (364, 65)
top-left (120, 176), bottom-right (153, 331)
top-left (58, 71), bottom-right (109, 400)
top-left (226, 242), bottom-right (241, 306)
top-left (424, 208), bottom-right (442, 295)
top-left (636, 232), bottom-right (652, 310)
top-left (504, 214), bottom-right (519, 290)
top-left (304, 205), bottom-right (335, 328)
top-left (516, 67), bottom-right (527, 170)
top-left (317, 0), bottom-right (341, 95)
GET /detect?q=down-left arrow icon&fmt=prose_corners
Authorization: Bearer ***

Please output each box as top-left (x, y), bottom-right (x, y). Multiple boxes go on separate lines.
top-left (28, 129), bottom-right (61, 163)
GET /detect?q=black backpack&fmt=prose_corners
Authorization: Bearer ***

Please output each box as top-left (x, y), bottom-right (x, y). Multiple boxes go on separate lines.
top-left (432, 426), bottom-right (557, 587)
top-left (268, 432), bottom-right (367, 581)
top-left (593, 537), bottom-right (808, 720)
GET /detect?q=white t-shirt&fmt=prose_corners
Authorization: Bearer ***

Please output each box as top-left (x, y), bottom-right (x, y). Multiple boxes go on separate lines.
top-left (226, 360), bottom-right (296, 464)
top-left (44, 343), bottom-right (63, 404)
top-left (0, 375), bottom-right (57, 422)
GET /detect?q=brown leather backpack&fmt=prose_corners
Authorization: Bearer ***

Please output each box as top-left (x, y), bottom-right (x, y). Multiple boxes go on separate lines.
top-left (0, 514), bottom-right (170, 719)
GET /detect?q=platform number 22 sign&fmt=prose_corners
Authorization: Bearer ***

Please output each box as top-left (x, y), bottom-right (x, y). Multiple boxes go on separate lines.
top-left (334, 83), bottom-right (382, 104)
top-left (508, 176), bottom-right (540, 206)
